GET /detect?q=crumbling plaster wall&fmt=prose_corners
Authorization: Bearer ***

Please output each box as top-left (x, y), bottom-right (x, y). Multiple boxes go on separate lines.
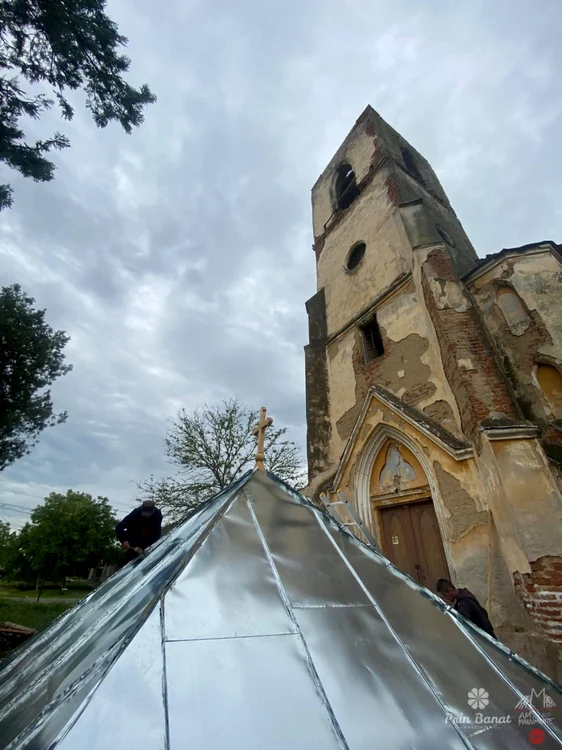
top-left (468, 250), bottom-right (562, 425)
top-left (312, 122), bottom-right (376, 240)
top-left (316, 171), bottom-right (412, 337)
top-left (326, 283), bottom-right (463, 466)
top-left (333, 400), bottom-right (524, 628)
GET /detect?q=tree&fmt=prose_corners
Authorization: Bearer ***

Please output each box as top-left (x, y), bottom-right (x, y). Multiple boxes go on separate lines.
top-left (140, 400), bottom-right (306, 523)
top-left (0, 520), bottom-right (13, 569)
top-left (14, 490), bottom-right (118, 585)
top-left (0, 0), bottom-right (156, 209)
top-left (1, 285), bottom-right (72, 470)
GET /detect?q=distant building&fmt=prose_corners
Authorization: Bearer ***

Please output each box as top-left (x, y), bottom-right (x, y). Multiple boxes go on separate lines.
top-left (304, 106), bottom-right (562, 681)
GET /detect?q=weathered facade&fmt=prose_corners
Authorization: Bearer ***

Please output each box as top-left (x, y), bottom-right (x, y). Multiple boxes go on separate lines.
top-left (304, 105), bottom-right (562, 681)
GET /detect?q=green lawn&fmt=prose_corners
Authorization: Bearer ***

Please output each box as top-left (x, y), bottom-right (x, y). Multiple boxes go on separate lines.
top-left (0, 599), bottom-right (75, 631)
top-left (0, 580), bottom-right (92, 599)
top-left (0, 599), bottom-right (76, 660)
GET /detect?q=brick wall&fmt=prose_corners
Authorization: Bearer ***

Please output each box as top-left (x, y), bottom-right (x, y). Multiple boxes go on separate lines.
top-left (421, 247), bottom-right (520, 441)
top-left (305, 289), bottom-right (332, 481)
top-left (514, 557), bottom-right (562, 644)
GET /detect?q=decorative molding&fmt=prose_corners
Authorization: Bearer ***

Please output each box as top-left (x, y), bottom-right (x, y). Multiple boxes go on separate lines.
top-left (480, 424), bottom-right (540, 441)
top-left (331, 385), bottom-right (473, 495)
top-left (463, 242), bottom-right (562, 285)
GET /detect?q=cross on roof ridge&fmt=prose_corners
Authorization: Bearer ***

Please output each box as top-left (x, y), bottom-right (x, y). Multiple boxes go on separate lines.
top-left (252, 406), bottom-right (273, 470)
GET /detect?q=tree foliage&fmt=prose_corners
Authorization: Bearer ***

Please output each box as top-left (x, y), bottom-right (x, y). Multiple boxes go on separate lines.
top-left (0, 284), bottom-right (72, 471)
top-left (0, 520), bottom-right (14, 569)
top-left (0, 0), bottom-right (156, 209)
top-left (140, 400), bottom-right (306, 523)
top-left (8, 490), bottom-right (118, 582)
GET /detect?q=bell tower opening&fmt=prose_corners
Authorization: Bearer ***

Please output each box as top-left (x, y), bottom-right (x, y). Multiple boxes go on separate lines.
top-left (334, 163), bottom-right (360, 211)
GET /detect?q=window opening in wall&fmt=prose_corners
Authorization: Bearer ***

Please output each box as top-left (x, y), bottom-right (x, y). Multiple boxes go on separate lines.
top-left (496, 287), bottom-right (531, 334)
top-left (335, 163), bottom-right (360, 211)
top-left (360, 316), bottom-right (384, 363)
top-left (346, 242), bottom-right (366, 271)
top-left (401, 148), bottom-right (425, 185)
top-left (536, 363), bottom-right (562, 418)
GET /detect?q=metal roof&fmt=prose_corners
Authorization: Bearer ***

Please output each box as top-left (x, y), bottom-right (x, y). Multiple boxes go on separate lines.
top-left (1, 469), bottom-right (561, 749)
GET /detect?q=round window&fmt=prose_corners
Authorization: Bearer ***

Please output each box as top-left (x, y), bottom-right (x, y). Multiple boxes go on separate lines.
top-left (346, 242), bottom-right (366, 271)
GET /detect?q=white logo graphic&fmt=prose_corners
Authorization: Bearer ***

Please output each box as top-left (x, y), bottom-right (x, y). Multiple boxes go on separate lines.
top-left (515, 688), bottom-right (556, 711)
top-left (468, 688), bottom-right (490, 710)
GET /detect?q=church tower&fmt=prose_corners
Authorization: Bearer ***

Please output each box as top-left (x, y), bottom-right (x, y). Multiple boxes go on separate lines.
top-left (304, 106), bottom-right (562, 681)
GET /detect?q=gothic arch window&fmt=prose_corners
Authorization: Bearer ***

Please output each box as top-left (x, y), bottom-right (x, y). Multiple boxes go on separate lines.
top-left (334, 163), bottom-right (359, 211)
top-left (535, 362), bottom-right (562, 418)
top-left (496, 286), bottom-right (531, 334)
top-left (401, 148), bottom-right (425, 185)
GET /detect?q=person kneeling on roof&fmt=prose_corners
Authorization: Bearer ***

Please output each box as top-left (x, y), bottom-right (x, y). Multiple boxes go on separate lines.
top-left (436, 578), bottom-right (496, 638)
top-left (116, 500), bottom-right (163, 564)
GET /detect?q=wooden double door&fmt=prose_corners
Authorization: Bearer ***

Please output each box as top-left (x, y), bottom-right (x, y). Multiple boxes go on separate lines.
top-left (380, 499), bottom-right (449, 589)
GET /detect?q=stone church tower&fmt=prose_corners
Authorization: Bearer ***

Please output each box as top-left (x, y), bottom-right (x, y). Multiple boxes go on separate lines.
top-left (304, 105), bottom-right (562, 680)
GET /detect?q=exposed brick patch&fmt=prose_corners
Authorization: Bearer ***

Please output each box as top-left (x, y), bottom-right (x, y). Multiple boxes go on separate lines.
top-left (421, 247), bottom-right (520, 441)
top-left (514, 556), bottom-right (562, 643)
top-left (364, 117), bottom-right (376, 137)
top-left (305, 290), bottom-right (332, 481)
top-left (385, 174), bottom-right (400, 206)
top-left (336, 329), bottom-right (437, 442)
top-left (543, 423), bottom-right (562, 446)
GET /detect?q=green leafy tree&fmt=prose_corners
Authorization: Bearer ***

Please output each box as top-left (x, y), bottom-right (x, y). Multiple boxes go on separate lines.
top-left (0, 284), bottom-right (72, 471)
top-left (14, 490), bottom-right (118, 585)
top-left (0, 520), bottom-right (13, 569)
top-left (1, 524), bottom-right (34, 581)
top-left (140, 400), bottom-right (306, 524)
top-left (0, 0), bottom-right (156, 209)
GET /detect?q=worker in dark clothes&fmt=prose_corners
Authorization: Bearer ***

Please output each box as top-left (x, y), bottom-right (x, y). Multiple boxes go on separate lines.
top-left (116, 500), bottom-right (163, 564)
top-left (436, 578), bottom-right (496, 638)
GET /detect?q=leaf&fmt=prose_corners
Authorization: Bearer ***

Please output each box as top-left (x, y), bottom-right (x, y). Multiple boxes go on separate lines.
top-left (0, 284), bottom-right (72, 470)
top-left (0, 0), bottom-right (156, 209)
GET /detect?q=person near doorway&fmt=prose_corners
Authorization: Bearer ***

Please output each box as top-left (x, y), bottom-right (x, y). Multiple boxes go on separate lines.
top-left (436, 578), bottom-right (496, 638)
top-left (116, 500), bottom-right (163, 565)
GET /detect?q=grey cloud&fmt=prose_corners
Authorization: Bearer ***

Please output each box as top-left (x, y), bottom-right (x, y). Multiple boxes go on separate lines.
top-left (1, 0), bottom-right (562, 520)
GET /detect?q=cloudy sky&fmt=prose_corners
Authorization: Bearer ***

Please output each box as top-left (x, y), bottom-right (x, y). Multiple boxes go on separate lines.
top-left (1, 0), bottom-right (561, 526)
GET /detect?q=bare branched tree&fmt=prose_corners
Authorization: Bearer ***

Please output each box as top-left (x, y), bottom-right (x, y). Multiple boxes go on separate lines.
top-left (139, 400), bottom-right (305, 524)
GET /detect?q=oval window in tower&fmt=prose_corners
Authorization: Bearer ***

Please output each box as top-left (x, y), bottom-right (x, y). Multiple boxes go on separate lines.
top-left (346, 242), bottom-right (366, 272)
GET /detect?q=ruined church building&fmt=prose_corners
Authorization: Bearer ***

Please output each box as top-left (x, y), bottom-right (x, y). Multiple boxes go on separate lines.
top-left (304, 106), bottom-right (562, 680)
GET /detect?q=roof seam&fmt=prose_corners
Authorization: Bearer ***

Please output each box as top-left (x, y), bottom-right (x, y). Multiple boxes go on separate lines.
top-left (243, 489), bottom-right (350, 750)
top-left (310, 508), bottom-right (476, 749)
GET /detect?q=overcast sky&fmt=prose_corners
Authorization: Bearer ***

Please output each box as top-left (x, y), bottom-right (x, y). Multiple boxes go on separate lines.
top-left (1, 0), bottom-right (561, 526)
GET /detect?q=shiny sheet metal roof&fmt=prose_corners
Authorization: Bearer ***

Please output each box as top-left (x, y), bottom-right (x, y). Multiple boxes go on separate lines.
top-left (1, 470), bottom-right (562, 749)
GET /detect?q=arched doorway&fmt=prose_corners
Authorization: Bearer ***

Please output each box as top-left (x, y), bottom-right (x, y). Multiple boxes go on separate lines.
top-left (370, 440), bottom-right (450, 588)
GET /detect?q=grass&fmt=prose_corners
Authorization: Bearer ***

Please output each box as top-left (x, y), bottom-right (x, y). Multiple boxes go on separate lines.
top-left (0, 580), bottom-right (92, 599)
top-left (0, 599), bottom-right (76, 660)
top-left (0, 599), bottom-right (75, 631)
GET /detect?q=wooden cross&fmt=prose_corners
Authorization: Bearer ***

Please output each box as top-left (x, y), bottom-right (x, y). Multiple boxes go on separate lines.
top-left (253, 406), bottom-right (273, 470)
